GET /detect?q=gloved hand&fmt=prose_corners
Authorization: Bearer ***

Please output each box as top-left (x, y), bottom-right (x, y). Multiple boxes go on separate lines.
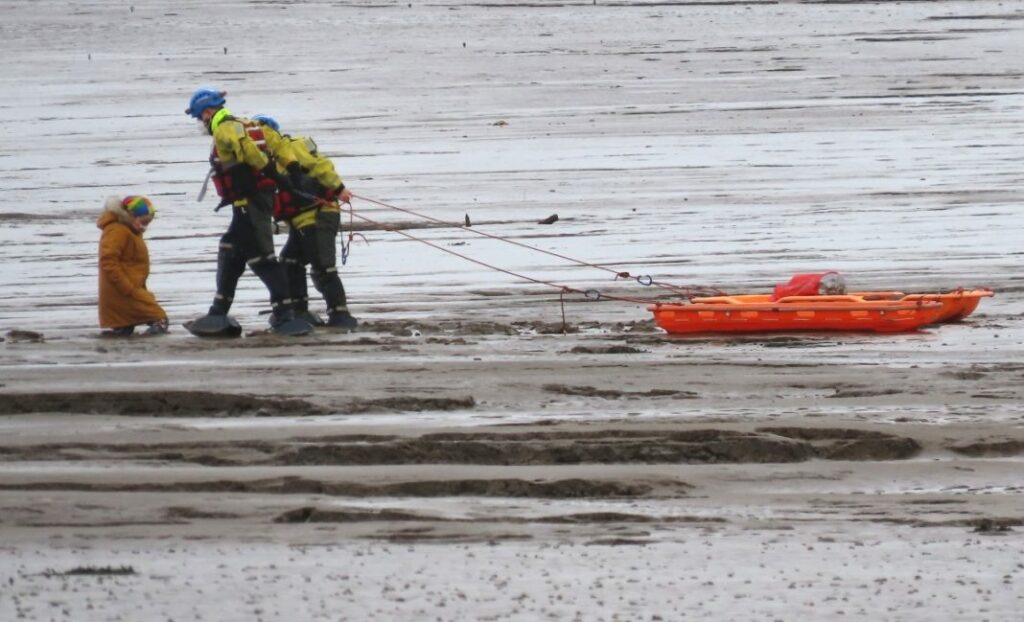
top-left (261, 163), bottom-right (293, 192)
top-left (286, 162), bottom-right (304, 188)
top-left (326, 184), bottom-right (351, 204)
top-left (286, 162), bottom-right (322, 197)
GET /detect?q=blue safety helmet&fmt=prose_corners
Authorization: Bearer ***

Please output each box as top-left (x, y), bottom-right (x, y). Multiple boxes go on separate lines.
top-left (185, 88), bottom-right (227, 119)
top-left (251, 114), bottom-right (280, 132)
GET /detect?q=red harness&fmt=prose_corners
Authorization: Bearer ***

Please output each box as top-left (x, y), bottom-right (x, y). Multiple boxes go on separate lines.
top-left (209, 120), bottom-right (275, 204)
top-left (273, 189), bottom-right (305, 221)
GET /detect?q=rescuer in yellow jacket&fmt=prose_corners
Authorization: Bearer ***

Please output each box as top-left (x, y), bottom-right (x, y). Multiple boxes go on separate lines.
top-left (253, 114), bottom-right (357, 330)
top-left (183, 88), bottom-right (311, 337)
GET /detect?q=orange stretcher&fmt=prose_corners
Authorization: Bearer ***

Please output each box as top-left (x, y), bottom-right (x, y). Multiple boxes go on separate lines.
top-left (649, 288), bottom-right (992, 335)
top-left (650, 295), bottom-right (941, 335)
top-left (848, 288), bottom-right (994, 323)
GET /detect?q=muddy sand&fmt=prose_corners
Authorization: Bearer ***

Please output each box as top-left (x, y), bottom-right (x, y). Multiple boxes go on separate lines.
top-left (3, 314), bottom-right (1023, 620)
top-left (2, 1), bottom-right (1024, 620)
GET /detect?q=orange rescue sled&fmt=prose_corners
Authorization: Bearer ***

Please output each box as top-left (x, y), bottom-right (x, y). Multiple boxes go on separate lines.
top-left (649, 294), bottom-right (947, 335)
top-left (849, 288), bottom-right (993, 323)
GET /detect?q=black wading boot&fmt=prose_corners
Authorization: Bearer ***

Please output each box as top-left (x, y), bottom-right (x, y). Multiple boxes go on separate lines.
top-left (268, 302), bottom-right (313, 336)
top-left (326, 308), bottom-right (359, 331)
top-left (185, 300), bottom-right (242, 338)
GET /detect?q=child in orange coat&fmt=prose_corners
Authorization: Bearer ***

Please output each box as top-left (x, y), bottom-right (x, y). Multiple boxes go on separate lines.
top-left (97, 196), bottom-right (168, 335)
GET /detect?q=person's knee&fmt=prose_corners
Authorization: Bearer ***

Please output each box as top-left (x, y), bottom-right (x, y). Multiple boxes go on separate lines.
top-left (283, 257), bottom-right (306, 285)
top-left (309, 246), bottom-right (337, 271)
top-left (216, 242), bottom-right (245, 285)
top-left (281, 253), bottom-right (304, 269)
top-left (246, 252), bottom-right (279, 270)
top-left (312, 266), bottom-right (342, 290)
top-left (217, 241), bottom-right (235, 261)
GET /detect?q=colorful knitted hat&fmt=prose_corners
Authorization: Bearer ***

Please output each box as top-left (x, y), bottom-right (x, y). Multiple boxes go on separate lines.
top-left (122, 196), bottom-right (155, 218)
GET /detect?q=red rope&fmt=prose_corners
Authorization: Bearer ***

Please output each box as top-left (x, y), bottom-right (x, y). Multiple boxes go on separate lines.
top-left (352, 193), bottom-right (723, 299)
top-left (347, 209), bottom-right (660, 305)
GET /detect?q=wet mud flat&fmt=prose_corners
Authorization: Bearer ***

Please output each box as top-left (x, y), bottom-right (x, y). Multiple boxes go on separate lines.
top-left (3, 297), bottom-right (1023, 622)
top-left (2, 381), bottom-right (1022, 609)
top-left (2, 316), bottom-right (1024, 620)
top-left (3, 0), bottom-right (1024, 619)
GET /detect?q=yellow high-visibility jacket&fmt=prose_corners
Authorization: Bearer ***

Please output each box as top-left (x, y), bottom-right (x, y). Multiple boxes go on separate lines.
top-left (211, 109), bottom-right (270, 171)
top-left (264, 128), bottom-right (345, 228)
top-left (287, 135), bottom-right (344, 194)
top-left (264, 128), bottom-right (344, 193)
top-left (260, 125), bottom-right (299, 170)
top-left (209, 109), bottom-right (273, 207)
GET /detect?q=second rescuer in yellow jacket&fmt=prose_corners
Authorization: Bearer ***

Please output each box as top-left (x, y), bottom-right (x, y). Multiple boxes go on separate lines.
top-left (254, 115), bottom-right (358, 330)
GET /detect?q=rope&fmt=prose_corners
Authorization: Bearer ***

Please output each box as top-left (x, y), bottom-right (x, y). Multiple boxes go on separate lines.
top-left (352, 193), bottom-right (724, 299)
top-left (338, 200), bottom-right (367, 266)
top-left (347, 209), bottom-right (660, 306)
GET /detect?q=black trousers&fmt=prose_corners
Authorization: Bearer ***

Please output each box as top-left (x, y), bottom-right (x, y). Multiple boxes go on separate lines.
top-left (280, 209), bottom-right (348, 313)
top-left (210, 190), bottom-right (291, 315)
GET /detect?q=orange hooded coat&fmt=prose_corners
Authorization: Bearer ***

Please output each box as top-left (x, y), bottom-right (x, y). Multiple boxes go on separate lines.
top-left (97, 196), bottom-right (166, 328)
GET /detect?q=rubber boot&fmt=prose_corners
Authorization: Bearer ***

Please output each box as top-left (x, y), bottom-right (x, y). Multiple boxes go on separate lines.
top-left (314, 268), bottom-right (356, 331)
top-left (326, 307), bottom-right (359, 331)
top-left (282, 257), bottom-right (323, 326)
top-left (101, 326), bottom-right (135, 338)
top-left (268, 302), bottom-right (313, 336)
top-left (211, 241), bottom-right (245, 315)
top-left (185, 314), bottom-right (242, 338)
top-left (143, 318), bottom-right (170, 336)
top-left (187, 242), bottom-right (245, 337)
top-left (269, 301), bottom-right (295, 328)
top-left (297, 308), bottom-right (326, 327)
top-left (250, 259), bottom-right (291, 313)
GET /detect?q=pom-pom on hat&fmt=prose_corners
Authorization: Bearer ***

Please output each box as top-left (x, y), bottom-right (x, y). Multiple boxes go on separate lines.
top-left (122, 196), bottom-right (155, 218)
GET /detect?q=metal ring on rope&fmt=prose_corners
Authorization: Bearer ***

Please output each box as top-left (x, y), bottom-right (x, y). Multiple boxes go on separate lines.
top-left (636, 275), bottom-right (653, 286)
top-left (584, 289), bottom-right (602, 301)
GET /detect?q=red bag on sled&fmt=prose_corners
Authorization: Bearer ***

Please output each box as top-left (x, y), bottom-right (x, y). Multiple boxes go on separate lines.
top-left (771, 272), bottom-right (846, 301)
